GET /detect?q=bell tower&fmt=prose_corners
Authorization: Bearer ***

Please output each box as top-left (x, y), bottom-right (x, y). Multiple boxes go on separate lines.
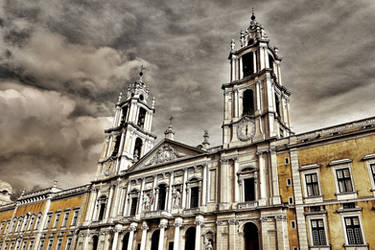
top-left (222, 11), bottom-right (292, 148)
top-left (97, 69), bottom-right (156, 179)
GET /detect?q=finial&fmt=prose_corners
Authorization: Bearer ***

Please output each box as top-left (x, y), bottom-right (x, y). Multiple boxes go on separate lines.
top-left (138, 65), bottom-right (146, 82)
top-left (230, 39), bottom-right (235, 51)
top-left (251, 8), bottom-right (256, 21)
top-left (202, 130), bottom-right (210, 149)
top-left (164, 116), bottom-right (175, 140)
top-left (117, 91), bottom-right (123, 104)
top-left (53, 179), bottom-right (58, 188)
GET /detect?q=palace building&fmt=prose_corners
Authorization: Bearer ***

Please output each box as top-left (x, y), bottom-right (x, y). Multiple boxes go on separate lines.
top-left (1, 12), bottom-right (375, 250)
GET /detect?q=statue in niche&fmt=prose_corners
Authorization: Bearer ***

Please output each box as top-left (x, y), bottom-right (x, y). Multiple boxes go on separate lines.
top-left (204, 238), bottom-right (213, 250)
top-left (172, 189), bottom-right (181, 209)
top-left (143, 193), bottom-right (151, 211)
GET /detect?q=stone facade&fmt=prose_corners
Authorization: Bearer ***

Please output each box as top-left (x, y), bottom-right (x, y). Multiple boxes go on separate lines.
top-left (1, 12), bottom-right (375, 250)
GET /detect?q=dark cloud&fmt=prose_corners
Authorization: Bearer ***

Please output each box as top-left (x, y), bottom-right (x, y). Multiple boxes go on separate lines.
top-left (1, 0), bottom-right (375, 192)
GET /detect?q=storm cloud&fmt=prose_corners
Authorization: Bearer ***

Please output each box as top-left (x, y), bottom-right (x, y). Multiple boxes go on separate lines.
top-left (1, 0), bottom-right (375, 192)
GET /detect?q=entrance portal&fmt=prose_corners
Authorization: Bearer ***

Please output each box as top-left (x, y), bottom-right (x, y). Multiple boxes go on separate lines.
top-left (244, 222), bottom-right (259, 250)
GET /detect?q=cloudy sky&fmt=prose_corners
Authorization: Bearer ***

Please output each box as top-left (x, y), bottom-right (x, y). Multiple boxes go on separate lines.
top-left (1, 0), bottom-right (375, 192)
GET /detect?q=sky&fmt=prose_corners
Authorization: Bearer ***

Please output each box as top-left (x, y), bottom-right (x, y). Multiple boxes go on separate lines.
top-left (1, 0), bottom-right (375, 192)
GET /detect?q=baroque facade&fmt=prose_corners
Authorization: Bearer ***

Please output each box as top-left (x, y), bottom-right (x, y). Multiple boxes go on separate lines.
top-left (1, 12), bottom-right (375, 250)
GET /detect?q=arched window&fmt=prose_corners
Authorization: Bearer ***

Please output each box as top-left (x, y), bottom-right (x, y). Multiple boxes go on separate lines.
top-left (92, 235), bottom-right (99, 250)
top-left (137, 108), bottom-right (146, 128)
top-left (120, 106), bottom-right (128, 126)
top-left (242, 52), bottom-right (254, 77)
top-left (185, 227), bottom-right (196, 250)
top-left (133, 138), bottom-right (143, 161)
top-left (158, 184), bottom-right (167, 211)
top-left (122, 233), bottom-right (129, 250)
top-left (151, 230), bottom-right (160, 250)
top-left (274, 94), bottom-right (281, 117)
top-left (244, 223), bottom-right (259, 250)
top-left (243, 90), bottom-right (255, 116)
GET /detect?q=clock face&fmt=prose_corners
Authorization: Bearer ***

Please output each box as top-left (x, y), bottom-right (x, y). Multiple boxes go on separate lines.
top-left (237, 118), bottom-right (255, 141)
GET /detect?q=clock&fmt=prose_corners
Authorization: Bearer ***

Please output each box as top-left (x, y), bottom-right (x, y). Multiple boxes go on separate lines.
top-left (237, 117), bottom-right (255, 141)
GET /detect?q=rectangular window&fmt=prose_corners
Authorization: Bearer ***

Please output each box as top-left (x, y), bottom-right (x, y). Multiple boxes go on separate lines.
top-left (47, 239), bottom-right (53, 250)
top-left (71, 210), bottom-right (79, 226)
top-left (44, 214), bottom-right (52, 229)
top-left (35, 214), bottom-right (41, 230)
top-left (56, 238), bottom-right (62, 250)
top-left (39, 240), bottom-right (44, 250)
top-left (242, 52), bottom-right (254, 77)
top-left (190, 187), bottom-right (199, 208)
top-left (65, 238), bottom-right (72, 250)
top-left (305, 173), bottom-right (320, 196)
top-left (28, 216), bottom-right (35, 231)
top-left (311, 219), bottom-right (327, 246)
top-left (244, 178), bottom-right (255, 201)
top-left (345, 216), bottom-right (364, 245)
top-left (336, 168), bottom-right (353, 193)
top-left (53, 213), bottom-right (61, 228)
top-left (62, 211), bottom-right (69, 227)
top-left (28, 240), bottom-right (34, 250)
top-left (130, 197), bottom-right (138, 216)
top-left (371, 164), bottom-right (375, 183)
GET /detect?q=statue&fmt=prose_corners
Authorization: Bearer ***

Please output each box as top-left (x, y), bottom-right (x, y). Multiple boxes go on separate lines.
top-left (172, 189), bottom-right (181, 209)
top-left (143, 193), bottom-right (151, 211)
top-left (204, 238), bottom-right (213, 250)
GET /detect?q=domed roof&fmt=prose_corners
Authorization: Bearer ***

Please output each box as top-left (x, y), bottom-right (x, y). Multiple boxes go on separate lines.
top-left (0, 180), bottom-right (13, 194)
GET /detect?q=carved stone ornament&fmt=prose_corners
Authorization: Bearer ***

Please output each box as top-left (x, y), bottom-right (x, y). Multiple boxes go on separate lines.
top-left (147, 144), bottom-right (183, 166)
top-left (237, 116), bottom-right (255, 141)
top-left (103, 161), bottom-right (115, 176)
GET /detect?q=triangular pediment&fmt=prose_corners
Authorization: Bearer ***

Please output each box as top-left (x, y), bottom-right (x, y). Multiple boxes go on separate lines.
top-left (128, 139), bottom-right (204, 172)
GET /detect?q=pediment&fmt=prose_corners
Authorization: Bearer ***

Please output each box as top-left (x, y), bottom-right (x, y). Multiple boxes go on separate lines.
top-left (128, 139), bottom-right (204, 172)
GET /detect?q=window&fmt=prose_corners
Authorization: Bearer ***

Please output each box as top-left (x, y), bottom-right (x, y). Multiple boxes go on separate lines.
top-left (336, 168), bottom-right (353, 193)
top-left (21, 241), bottom-right (27, 250)
top-left (47, 239), bottom-right (53, 250)
top-left (286, 178), bottom-right (292, 186)
top-left (133, 138), bottom-right (143, 161)
top-left (15, 239), bottom-right (21, 250)
top-left (35, 214), bottom-right (42, 230)
top-left (311, 219), bottom-right (327, 246)
top-left (343, 202), bottom-right (356, 209)
top-left (130, 197), bottom-right (138, 216)
top-left (242, 89), bottom-right (255, 116)
top-left (279, 128), bottom-right (284, 138)
top-left (16, 218), bottom-right (22, 232)
top-left (344, 216), bottom-right (363, 245)
top-left (268, 54), bottom-right (274, 70)
top-left (284, 157), bottom-right (289, 165)
top-left (305, 173), bottom-right (320, 197)
top-left (111, 134), bottom-right (122, 157)
top-left (120, 106), bottom-right (128, 126)
top-left (290, 220), bottom-right (296, 229)
top-left (53, 213), bottom-right (61, 228)
top-left (137, 108), bottom-right (146, 128)
top-left (242, 52), bottom-right (254, 77)
top-left (39, 240), bottom-right (44, 250)
top-left (370, 164), bottom-right (375, 183)
top-left (44, 214), bottom-right (52, 229)
top-left (0, 221), bottom-right (4, 232)
top-left (65, 238), bottom-right (72, 250)
top-left (62, 211), bottom-right (69, 227)
top-left (28, 215), bottom-right (35, 231)
top-left (310, 206), bottom-right (321, 212)
top-left (92, 236), bottom-right (99, 250)
top-left (158, 184), bottom-right (167, 211)
top-left (288, 197), bottom-right (294, 205)
top-left (190, 187), bottom-right (199, 208)
top-left (71, 210), bottom-right (79, 226)
top-left (244, 178), bottom-right (255, 201)
top-left (28, 240), bottom-right (34, 250)
top-left (56, 238), bottom-right (62, 250)
top-left (98, 203), bottom-right (106, 220)
top-left (275, 93), bottom-right (281, 117)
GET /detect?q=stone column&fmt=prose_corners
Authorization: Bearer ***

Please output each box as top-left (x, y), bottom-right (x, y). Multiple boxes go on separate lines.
top-left (158, 219), bottom-right (168, 250)
top-left (234, 160), bottom-right (239, 202)
top-left (140, 222), bottom-right (149, 250)
top-left (194, 216), bottom-right (204, 250)
top-left (257, 151), bottom-right (267, 206)
top-left (276, 215), bottom-right (289, 250)
top-left (123, 182), bottom-right (131, 216)
top-left (138, 178), bottom-right (145, 214)
top-left (182, 169), bottom-right (188, 208)
top-left (92, 189), bottom-right (101, 221)
top-left (112, 225), bottom-right (121, 249)
top-left (167, 173), bottom-right (174, 211)
top-left (173, 217), bottom-right (183, 250)
top-left (202, 164), bottom-right (208, 206)
top-left (111, 181), bottom-right (121, 218)
top-left (270, 148), bottom-right (281, 205)
top-left (33, 196), bottom-right (52, 250)
top-left (82, 231), bottom-right (91, 250)
top-left (127, 223), bottom-right (138, 250)
top-left (105, 185), bottom-right (114, 220)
